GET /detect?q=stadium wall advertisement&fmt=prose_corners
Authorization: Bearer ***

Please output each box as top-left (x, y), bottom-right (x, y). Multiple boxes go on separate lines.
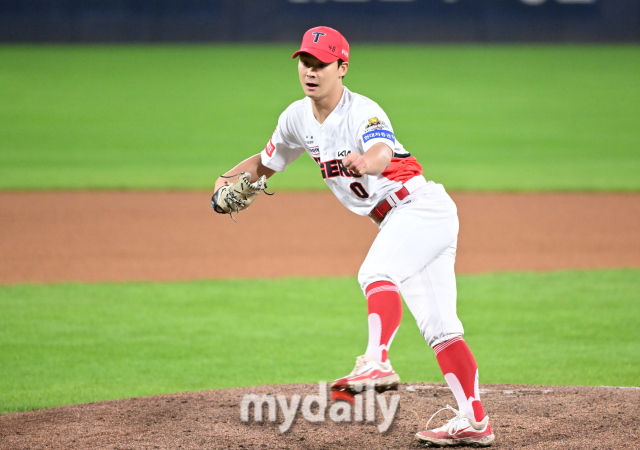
top-left (0, 0), bottom-right (638, 42)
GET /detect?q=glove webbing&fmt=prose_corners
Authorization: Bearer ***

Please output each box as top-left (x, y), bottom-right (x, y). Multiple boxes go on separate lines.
top-left (212, 173), bottom-right (273, 222)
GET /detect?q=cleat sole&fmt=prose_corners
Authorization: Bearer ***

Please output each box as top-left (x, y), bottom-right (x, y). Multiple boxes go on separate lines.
top-left (331, 390), bottom-right (355, 404)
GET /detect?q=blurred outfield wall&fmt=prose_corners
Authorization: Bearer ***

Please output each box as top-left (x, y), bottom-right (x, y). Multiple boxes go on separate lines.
top-left (1, 0), bottom-right (638, 43)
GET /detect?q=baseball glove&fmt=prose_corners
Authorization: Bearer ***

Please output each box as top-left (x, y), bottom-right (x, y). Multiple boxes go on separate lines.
top-left (211, 172), bottom-right (271, 221)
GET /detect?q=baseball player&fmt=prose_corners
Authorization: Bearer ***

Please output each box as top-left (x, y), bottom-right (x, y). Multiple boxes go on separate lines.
top-left (212, 26), bottom-right (494, 447)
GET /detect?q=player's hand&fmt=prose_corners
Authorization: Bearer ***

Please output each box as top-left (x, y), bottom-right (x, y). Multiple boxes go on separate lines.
top-left (342, 152), bottom-right (369, 176)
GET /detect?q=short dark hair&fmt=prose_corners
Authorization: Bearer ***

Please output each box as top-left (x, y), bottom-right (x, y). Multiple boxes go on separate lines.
top-left (337, 59), bottom-right (345, 79)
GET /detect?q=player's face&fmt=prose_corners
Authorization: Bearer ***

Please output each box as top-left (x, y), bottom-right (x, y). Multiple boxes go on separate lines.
top-left (298, 54), bottom-right (348, 101)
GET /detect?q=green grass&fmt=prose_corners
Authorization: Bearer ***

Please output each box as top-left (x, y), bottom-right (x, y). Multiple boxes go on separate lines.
top-left (0, 45), bottom-right (638, 191)
top-left (1, 269), bottom-right (638, 414)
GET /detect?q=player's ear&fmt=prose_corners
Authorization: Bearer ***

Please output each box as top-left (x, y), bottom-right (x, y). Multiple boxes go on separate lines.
top-left (339, 61), bottom-right (348, 79)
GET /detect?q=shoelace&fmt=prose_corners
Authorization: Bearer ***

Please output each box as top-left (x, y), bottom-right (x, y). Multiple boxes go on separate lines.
top-left (217, 172), bottom-right (272, 222)
top-left (425, 404), bottom-right (466, 435)
top-left (350, 355), bottom-right (393, 377)
top-left (349, 356), bottom-right (369, 376)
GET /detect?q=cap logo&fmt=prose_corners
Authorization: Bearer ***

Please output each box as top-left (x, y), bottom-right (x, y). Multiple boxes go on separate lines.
top-left (311, 31), bottom-right (326, 43)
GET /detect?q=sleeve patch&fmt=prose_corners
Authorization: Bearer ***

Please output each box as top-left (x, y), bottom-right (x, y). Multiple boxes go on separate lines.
top-left (363, 129), bottom-right (395, 144)
top-left (364, 116), bottom-right (388, 132)
top-left (264, 127), bottom-right (277, 157)
top-left (265, 138), bottom-right (275, 157)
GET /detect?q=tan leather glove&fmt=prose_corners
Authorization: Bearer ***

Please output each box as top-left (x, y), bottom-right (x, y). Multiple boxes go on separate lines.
top-left (211, 173), bottom-right (270, 221)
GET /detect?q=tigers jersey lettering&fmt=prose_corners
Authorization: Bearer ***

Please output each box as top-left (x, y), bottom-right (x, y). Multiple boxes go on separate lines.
top-left (261, 87), bottom-right (424, 216)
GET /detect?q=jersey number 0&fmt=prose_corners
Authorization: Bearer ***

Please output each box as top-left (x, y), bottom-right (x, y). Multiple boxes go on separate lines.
top-left (349, 182), bottom-right (369, 199)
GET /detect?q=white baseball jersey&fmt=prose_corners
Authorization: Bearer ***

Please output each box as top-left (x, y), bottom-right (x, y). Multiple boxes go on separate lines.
top-left (261, 85), bottom-right (463, 349)
top-left (260, 87), bottom-right (424, 216)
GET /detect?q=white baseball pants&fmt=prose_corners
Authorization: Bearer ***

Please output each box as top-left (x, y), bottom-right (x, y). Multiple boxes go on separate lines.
top-left (358, 181), bottom-right (464, 347)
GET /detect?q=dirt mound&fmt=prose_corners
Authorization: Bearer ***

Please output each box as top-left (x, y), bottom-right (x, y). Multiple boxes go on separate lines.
top-left (1, 192), bottom-right (639, 284)
top-left (1, 383), bottom-right (638, 449)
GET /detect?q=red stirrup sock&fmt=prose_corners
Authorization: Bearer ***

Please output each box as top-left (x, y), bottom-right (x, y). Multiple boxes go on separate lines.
top-left (364, 280), bottom-right (402, 363)
top-left (434, 336), bottom-right (486, 422)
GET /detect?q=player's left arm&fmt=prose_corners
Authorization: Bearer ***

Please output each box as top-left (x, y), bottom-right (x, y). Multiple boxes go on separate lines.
top-left (342, 143), bottom-right (392, 176)
top-left (213, 154), bottom-right (276, 193)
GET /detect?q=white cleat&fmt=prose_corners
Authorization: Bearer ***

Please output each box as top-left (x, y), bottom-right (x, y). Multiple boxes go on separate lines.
top-left (415, 404), bottom-right (495, 447)
top-left (330, 355), bottom-right (400, 395)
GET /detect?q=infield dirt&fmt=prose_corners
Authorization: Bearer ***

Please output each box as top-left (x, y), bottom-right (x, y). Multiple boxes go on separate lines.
top-left (1, 191), bottom-right (638, 449)
top-left (1, 192), bottom-right (638, 284)
top-left (1, 383), bottom-right (639, 449)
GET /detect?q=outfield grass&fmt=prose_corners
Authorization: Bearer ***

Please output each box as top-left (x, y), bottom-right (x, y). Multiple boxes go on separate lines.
top-left (0, 45), bottom-right (638, 191)
top-left (0, 269), bottom-right (637, 414)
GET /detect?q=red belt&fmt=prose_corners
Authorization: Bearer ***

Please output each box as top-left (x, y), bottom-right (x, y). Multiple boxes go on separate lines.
top-left (368, 186), bottom-right (410, 225)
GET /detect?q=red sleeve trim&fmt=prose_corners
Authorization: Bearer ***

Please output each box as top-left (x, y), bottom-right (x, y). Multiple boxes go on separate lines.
top-left (381, 156), bottom-right (423, 183)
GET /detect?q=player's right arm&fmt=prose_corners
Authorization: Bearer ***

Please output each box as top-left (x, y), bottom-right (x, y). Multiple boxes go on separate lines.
top-left (342, 142), bottom-right (392, 176)
top-left (213, 154), bottom-right (276, 192)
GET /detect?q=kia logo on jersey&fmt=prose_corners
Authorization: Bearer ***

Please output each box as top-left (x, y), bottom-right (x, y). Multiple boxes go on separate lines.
top-left (337, 150), bottom-right (351, 157)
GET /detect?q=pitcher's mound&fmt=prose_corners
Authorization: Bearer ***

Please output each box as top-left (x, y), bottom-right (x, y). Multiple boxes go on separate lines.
top-left (1, 383), bottom-right (638, 449)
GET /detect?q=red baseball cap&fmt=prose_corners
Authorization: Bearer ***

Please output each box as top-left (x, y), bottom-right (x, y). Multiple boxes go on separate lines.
top-left (292, 26), bottom-right (349, 63)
